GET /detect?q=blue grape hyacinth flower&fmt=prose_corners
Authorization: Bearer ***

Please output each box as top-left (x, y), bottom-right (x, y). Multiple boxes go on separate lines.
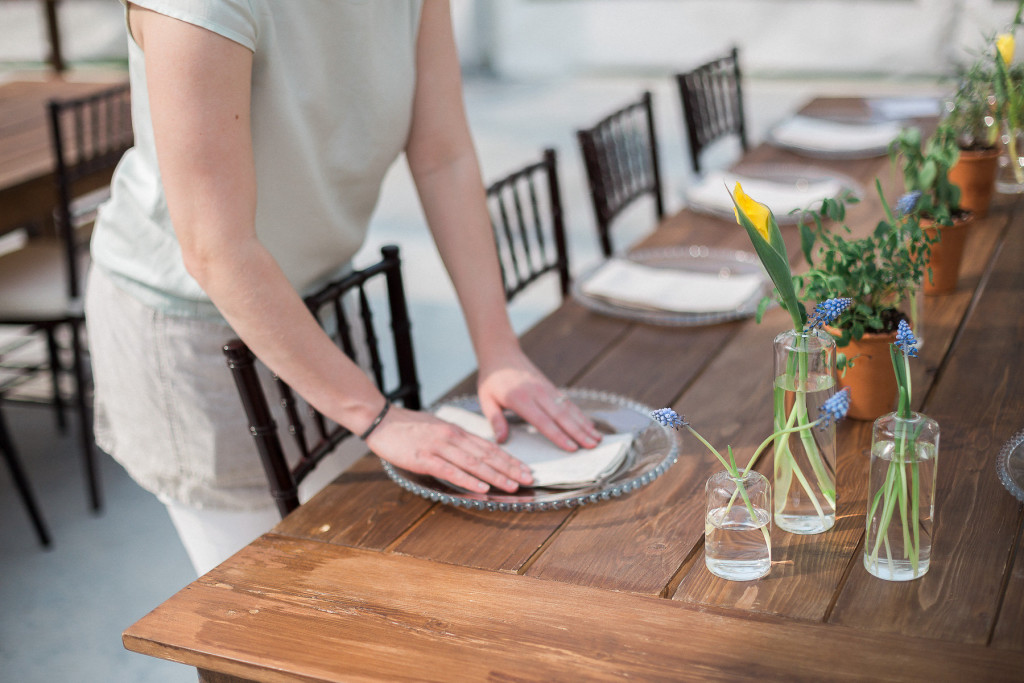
top-left (806, 297), bottom-right (854, 330)
top-left (818, 387), bottom-right (852, 430)
top-left (894, 319), bottom-right (919, 358)
top-left (651, 407), bottom-right (688, 430)
top-left (896, 191), bottom-right (923, 217)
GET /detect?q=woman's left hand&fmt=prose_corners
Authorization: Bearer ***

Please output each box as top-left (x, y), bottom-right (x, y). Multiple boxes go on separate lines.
top-left (477, 349), bottom-right (603, 451)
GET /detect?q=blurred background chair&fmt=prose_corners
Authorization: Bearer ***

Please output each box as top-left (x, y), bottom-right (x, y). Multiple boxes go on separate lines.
top-left (0, 403), bottom-right (52, 547)
top-left (577, 91), bottom-right (665, 258)
top-left (0, 81), bottom-right (132, 512)
top-left (223, 245), bottom-right (421, 517)
top-left (676, 46), bottom-right (749, 175)
top-left (485, 147), bottom-right (570, 302)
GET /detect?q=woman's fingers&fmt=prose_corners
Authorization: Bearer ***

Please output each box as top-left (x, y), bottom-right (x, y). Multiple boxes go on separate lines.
top-left (365, 406), bottom-right (533, 493)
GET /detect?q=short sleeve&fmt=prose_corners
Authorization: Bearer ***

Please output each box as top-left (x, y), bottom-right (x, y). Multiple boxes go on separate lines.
top-left (122, 0), bottom-right (257, 50)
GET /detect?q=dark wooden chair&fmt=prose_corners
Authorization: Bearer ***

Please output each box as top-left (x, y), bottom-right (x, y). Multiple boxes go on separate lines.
top-left (0, 81), bottom-right (132, 512)
top-left (577, 91), bottom-right (665, 258)
top-left (0, 404), bottom-right (52, 547)
top-left (223, 245), bottom-right (421, 517)
top-left (676, 46), bottom-right (749, 175)
top-left (485, 148), bottom-right (570, 301)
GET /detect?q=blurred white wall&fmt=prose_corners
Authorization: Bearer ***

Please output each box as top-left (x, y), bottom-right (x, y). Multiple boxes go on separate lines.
top-left (0, 0), bottom-right (1018, 76)
top-left (452, 0), bottom-right (1021, 78)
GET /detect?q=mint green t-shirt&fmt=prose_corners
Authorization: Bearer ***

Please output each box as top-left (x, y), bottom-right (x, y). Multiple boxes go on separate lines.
top-left (92, 0), bottom-right (422, 318)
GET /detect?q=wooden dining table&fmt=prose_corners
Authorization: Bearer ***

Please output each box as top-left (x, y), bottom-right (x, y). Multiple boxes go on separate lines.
top-left (0, 77), bottom-right (125, 238)
top-left (123, 97), bottom-right (1024, 681)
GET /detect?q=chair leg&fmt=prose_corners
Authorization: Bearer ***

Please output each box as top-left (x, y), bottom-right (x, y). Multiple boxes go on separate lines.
top-left (0, 409), bottom-right (52, 547)
top-left (42, 325), bottom-right (68, 432)
top-left (69, 319), bottom-right (101, 512)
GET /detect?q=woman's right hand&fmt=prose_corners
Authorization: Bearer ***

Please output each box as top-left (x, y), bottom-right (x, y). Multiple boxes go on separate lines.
top-left (363, 404), bottom-right (533, 493)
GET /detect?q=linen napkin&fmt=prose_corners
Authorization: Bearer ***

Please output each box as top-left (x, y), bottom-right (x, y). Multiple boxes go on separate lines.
top-left (770, 115), bottom-right (904, 154)
top-left (434, 405), bottom-right (633, 488)
top-left (579, 257), bottom-right (763, 314)
top-left (686, 170), bottom-right (846, 219)
top-left (866, 97), bottom-right (941, 121)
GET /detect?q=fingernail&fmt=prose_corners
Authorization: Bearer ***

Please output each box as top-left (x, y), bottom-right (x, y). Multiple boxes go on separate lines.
top-left (475, 481), bottom-right (490, 492)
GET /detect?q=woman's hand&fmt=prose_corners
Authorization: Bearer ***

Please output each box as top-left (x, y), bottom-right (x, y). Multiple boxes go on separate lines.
top-left (364, 404), bottom-right (534, 493)
top-left (477, 349), bottom-right (603, 452)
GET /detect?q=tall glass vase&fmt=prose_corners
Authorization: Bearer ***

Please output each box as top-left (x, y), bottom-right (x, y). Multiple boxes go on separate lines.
top-left (772, 329), bottom-right (837, 534)
top-left (996, 121), bottom-right (1024, 194)
top-left (864, 412), bottom-right (940, 581)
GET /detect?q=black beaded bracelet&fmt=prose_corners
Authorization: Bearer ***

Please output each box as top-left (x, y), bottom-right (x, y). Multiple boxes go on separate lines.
top-left (359, 400), bottom-right (391, 440)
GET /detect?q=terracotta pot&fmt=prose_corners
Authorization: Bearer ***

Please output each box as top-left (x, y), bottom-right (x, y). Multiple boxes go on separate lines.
top-left (922, 212), bottom-right (974, 296)
top-left (828, 327), bottom-right (898, 422)
top-left (949, 147), bottom-right (999, 218)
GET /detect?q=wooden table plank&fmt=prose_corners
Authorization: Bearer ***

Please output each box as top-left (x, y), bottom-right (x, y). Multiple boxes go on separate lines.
top-left (991, 508), bottom-right (1024, 651)
top-left (271, 456), bottom-right (434, 550)
top-left (124, 535), bottom-right (1024, 683)
top-left (830, 196), bottom-right (1024, 644)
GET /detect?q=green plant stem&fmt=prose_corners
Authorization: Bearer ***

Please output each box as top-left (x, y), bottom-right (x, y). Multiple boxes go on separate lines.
top-left (773, 337), bottom-right (835, 527)
top-left (689, 426), bottom-right (771, 550)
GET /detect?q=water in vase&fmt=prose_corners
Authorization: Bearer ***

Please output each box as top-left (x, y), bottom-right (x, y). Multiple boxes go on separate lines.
top-left (773, 373), bottom-right (837, 534)
top-left (705, 505), bottom-right (771, 581)
top-left (863, 438), bottom-right (937, 581)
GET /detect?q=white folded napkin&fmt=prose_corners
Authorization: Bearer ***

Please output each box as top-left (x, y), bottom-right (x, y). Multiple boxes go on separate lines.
top-left (434, 405), bottom-right (633, 488)
top-left (687, 170), bottom-right (845, 218)
top-left (866, 97), bottom-right (941, 121)
top-left (579, 258), bottom-right (763, 314)
top-left (770, 115), bottom-right (903, 153)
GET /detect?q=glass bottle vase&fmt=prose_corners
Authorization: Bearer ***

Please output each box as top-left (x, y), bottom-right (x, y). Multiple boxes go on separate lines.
top-left (705, 469), bottom-right (771, 581)
top-left (864, 411), bottom-right (940, 581)
top-left (996, 121), bottom-right (1024, 194)
top-left (772, 329), bottom-right (837, 534)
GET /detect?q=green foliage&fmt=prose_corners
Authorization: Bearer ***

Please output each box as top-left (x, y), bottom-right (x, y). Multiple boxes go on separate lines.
top-left (946, 62), bottom-right (999, 151)
top-left (889, 125), bottom-right (962, 227)
top-left (794, 181), bottom-right (935, 348)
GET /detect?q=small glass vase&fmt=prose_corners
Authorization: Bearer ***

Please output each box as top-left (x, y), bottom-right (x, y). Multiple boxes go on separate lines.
top-left (705, 470), bottom-right (771, 581)
top-left (864, 411), bottom-right (940, 581)
top-left (996, 121), bottom-right (1024, 194)
top-left (772, 329), bottom-right (837, 534)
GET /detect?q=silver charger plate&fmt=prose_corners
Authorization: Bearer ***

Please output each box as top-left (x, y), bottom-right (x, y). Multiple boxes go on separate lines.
top-left (380, 388), bottom-right (679, 513)
top-left (570, 245), bottom-right (771, 327)
top-left (687, 163), bottom-right (864, 226)
top-left (996, 428), bottom-right (1024, 503)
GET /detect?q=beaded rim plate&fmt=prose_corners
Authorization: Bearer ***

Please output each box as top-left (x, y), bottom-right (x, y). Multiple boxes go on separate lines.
top-left (380, 388), bottom-right (679, 512)
top-left (570, 245), bottom-right (771, 327)
top-left (765, 116), bottom-right (906, 159)
top-left (996, 427), bottom-right (1024, 503)
top-left (686, 163), bottom-right (865, 226)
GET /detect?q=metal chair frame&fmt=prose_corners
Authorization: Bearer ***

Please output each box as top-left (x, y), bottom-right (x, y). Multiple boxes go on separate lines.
top-left (485, 148), bottom-right (570, 301)
top-left (223, 245), bottom-right (421, 517)
top-left (676, 46), bottom-right (749, 175)
top-left (0, 405), bottom-right (52, 547)
top-left (577, 91), bottom-right (665, 258)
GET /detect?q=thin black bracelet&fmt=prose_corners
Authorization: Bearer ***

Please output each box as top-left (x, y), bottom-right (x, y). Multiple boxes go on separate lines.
top-left (359, 399), bottom-right (391, 440)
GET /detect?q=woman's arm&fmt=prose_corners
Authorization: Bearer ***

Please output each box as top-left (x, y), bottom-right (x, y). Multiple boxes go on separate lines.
top-left (128, 5), bottom-right (532, 493)
top-left (405, 0), bottom-right (601, 450)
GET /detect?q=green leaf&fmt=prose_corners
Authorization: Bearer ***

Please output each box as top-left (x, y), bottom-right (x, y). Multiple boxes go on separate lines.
top-left (731, 194), bottom-right (805, 329)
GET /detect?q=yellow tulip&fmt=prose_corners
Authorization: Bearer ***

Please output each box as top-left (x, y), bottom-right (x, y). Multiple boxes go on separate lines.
top-left (997, 33), bottom-right (1015, 66)
top-left (732, 182), bottom-right (772, 242)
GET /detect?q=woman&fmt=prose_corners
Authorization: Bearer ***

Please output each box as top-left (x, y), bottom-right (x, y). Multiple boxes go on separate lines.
top-left (87, 0), bottom-right (600, 575)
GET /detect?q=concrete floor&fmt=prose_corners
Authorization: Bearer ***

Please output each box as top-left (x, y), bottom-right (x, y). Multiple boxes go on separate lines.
top-left (0, 71), bottom-right (947, 682)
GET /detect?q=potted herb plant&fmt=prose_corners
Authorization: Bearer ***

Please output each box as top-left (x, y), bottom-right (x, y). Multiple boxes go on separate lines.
top-left (890, 124), bottom-right (971, 295)
top-left (795, 182), bottom-right (933, 421)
